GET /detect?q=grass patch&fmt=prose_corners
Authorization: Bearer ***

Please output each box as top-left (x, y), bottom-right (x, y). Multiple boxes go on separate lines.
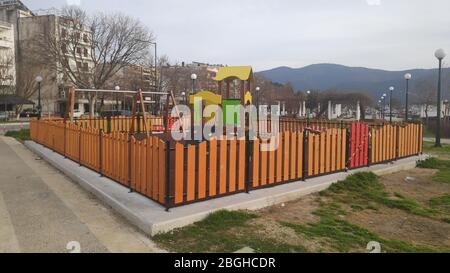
top-left (281, 214), bottom-right (436, 253)
top-left (154, 172), bottom-right (449, 253)
top-left (280, 173), bottom-right (449, 252)
top-left (429, 194), bottom-right (450, 213)
top-left (423, 142), bottom-right (450, 159)
top-left (418, 158), bottom-right (450, 184)
top-left (5, 129), bottom-right (30, 141)
top-left (322, 173), bottom-right (438, 218)
top-left (153, 210), bottom-right (307, 253)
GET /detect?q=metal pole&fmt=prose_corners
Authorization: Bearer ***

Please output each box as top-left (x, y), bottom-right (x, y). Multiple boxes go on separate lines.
top-left (405, 79), bottom-right (409, 122)
top-left (38, 82), bottom-right (42, 120)
top-left (436, 59), bottom-right (443, 147)
top-left (154, 43), bottom-right (158, 92)
top-left (191, 79), bottom-right (196, 141)
top-left (99, 129), bottom-right (103, 177)
top-left (390, 90), bottom-right (393, 123)
top-left (165, 141), bottom-right (171, 212)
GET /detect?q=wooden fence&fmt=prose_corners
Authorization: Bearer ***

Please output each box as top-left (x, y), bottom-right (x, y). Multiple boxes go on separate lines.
top-left (370, 123), bottom-right (423, 164)
top-left (30, 120), bottom-right (167, 205)
top-left (30, 119), bottom-right (423, 209)
top-left (171, 138), bottom-right (247, 205)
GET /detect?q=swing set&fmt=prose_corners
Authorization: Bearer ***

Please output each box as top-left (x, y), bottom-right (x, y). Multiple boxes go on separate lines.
top-left (65, 87), bottom-right (179, 137)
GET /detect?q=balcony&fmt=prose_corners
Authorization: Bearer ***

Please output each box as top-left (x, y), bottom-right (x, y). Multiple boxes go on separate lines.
top-left (0, 37), bottom-right (13, 49)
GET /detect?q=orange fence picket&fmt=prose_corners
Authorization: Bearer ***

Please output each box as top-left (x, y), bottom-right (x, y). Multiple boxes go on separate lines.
top-left (306, 129), bottom-right (346, 177)
top-left (371, 124), bottom-right (397, 164)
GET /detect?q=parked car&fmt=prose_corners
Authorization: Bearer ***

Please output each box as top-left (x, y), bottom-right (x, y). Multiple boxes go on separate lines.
top-left (73, 110), bottom-right (84, 119)
top-left (19, 109), bottom-right (39, 118)
top-left (0, 112), bottom-right (8, 120)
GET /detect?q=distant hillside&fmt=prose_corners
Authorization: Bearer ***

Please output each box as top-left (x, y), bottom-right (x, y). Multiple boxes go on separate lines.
top-left (257, 63), bottom-right (450, 98)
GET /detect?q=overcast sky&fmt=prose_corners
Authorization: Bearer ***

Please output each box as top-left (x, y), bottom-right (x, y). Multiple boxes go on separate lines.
top-left (22, 0), bottom-right (450, 72)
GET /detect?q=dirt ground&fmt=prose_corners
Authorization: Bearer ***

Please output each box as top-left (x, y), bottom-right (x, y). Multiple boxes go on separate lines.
top-left (251, 168), bottom-right (450, 252)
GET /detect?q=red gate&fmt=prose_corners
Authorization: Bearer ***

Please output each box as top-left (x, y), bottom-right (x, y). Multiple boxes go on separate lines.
top-left (349, 122), bottom-right (369, 169)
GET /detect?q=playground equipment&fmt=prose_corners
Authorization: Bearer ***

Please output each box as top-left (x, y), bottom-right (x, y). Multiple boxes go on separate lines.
top-left (189, 66), bottom-right (254, 126)
top-left (66, 87), bottom-right (178, 136)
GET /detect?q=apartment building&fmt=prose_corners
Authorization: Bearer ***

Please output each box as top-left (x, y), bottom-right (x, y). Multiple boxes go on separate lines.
top-left (0, 20), bottom-right (15, 92)
top-left (18, 13), bottom-right (94, 114)
top-left (0, 1), bottom-right (95, 114)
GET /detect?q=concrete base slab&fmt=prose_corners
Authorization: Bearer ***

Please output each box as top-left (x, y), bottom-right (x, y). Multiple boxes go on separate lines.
top-left (24, 140), bottom-right (428, 236)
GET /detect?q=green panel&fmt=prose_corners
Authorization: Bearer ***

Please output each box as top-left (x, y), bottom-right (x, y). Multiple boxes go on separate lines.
top-left (223, 99), bottom-right (241, 126)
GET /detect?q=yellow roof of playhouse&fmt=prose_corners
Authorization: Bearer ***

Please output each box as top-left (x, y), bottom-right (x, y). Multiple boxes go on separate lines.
top-left (214, 66), bottom-right (253, 81)
top-left (189, 90), bottom-right (223, 105)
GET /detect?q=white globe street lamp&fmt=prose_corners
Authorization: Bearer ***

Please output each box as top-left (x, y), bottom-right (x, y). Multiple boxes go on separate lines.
top-left (190, 73), bottom-right (197, 94)
top-left (434, 49), bottom-right (446, 147)
top-left (404, 74), bottom-right (412, 121)
top-left (35, 76), bottom-right (43, 119)
top-left (389, 87), bottom-right (395, 123)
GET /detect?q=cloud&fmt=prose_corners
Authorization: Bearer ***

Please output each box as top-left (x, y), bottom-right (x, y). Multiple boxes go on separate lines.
top-left (366, 0), bottom-right (381, 6)
top-left (66, 0), bottom-right (81, 6)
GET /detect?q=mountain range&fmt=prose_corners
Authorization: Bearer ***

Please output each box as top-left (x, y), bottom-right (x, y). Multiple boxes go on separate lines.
top-left (256, 63), bottom-right (450, 99)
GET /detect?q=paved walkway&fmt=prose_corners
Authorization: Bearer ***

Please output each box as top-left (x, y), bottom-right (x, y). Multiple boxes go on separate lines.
top-left (0, 136), bottom-right (164, 253)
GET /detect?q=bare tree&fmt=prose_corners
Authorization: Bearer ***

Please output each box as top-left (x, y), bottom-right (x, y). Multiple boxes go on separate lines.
top-left (37, 6), bottom-right (155, 117)
top-left (413, 78), bottom-right (437, 123)
top-left (14, 63), bottom-right (52, 117)
top-left (319, 89), bottom-right (374, 120)
top-left (0, 50), bottom-right (15, 96)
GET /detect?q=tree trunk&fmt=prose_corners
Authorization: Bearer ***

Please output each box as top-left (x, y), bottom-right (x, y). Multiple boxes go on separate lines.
top-left (88, 94), bottom-right (97, 118)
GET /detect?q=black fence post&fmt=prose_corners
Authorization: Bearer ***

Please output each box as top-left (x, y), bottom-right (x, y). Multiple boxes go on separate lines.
top-left (368, 127), bottom-right (372, 167)
top-left (417, 123), bottom-right (422, 155)
top-left (99, 129), bottom-right (103, 177)
top-left (245, 138), bottom-right (252, 194)
top-left (63, 123), bottom-right (67, 158)
top-left (302, 130), bottom-right (308, 181)
top-left (128, 133), bottom-right (133, 193)
top-left (395, 125), bottom-right (400, 161)
top-left (78, 129), bottom-right (82, 166)
top-left (165, 140), bottom-right (171, 212)
top-left (345, 128), bottom-right (351, 172)
top-left (420, 123), bottom-right (424, 155)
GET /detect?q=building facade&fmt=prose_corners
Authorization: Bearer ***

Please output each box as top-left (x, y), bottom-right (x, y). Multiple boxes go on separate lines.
top-left (0, 20), bottom-right (15, 93)
top-left (1, 1), bottom-right (94, 115)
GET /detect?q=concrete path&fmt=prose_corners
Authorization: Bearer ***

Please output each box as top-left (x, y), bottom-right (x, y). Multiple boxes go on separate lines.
top-left (0, 136), bottom-right (165, 253)
top-left (423, 137), bottom-right (450, 144)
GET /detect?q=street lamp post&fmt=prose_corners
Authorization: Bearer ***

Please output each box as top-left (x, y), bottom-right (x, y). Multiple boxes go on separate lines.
top-left (435, 48), bottom-right (446, 147)
top-left (306, 90), bottom-right (311, 122)
top-left (389, 87), bottom-right (395, 123)
top-left (404, 74), bottom-right (412, 121)
top-left (378, 100), bottom-right (382, 120)
top-left (191, 73), bottom-right (197, 95)
top-left (181, 91), bottom-right (187, 105)
top-left (115, 85), bottom-right (120, 111)
top-left (382, 94), bottom-right (387, 121)
top-left (35, 76), bottom-right (43, 120)
top-left (190, 73), bottom-right (198, 141)
top-left (256, 86), bottom-right (261, 114)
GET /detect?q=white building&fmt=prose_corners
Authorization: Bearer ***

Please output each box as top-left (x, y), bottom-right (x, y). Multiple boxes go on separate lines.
top-left (0, 1), bottom-right (96, 115)
top-left (0, 20), bottom-right (15, 91)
